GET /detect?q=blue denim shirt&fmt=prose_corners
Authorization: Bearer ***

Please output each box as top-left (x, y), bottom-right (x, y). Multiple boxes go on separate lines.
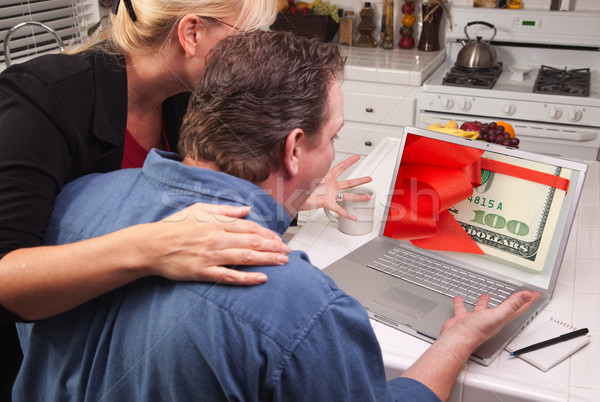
top-left (15, 150), bottom-right (439, 402)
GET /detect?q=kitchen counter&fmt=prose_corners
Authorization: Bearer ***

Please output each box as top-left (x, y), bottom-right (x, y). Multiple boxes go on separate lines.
top-left (286, 138), bottom-right (600, 401)
top-left (339, 46), bottom-right (445, 86)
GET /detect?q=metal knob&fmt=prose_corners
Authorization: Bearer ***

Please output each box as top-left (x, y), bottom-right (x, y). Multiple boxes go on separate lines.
top-left (4, 21), bottom-right (65, 67)
top-left (365, 107), bottom-right (374, 113)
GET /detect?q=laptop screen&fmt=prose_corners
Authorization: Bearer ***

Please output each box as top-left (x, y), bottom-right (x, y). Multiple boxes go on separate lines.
top-left (381, 129), bottom-right (587, 291)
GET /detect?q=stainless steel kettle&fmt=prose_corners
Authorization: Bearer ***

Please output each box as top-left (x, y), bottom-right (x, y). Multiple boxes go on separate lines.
top-left (456, 21), bottom-right (497, 69)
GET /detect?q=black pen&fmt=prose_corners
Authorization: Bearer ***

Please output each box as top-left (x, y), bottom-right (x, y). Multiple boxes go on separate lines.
top-left (509, 328), bottom-right (589, 356)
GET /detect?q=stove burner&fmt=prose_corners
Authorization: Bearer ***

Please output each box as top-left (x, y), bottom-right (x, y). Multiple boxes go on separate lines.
top-left (533, 65), bottom-right (590, 97)
top-left (442, 63), bottom-right (503, 89)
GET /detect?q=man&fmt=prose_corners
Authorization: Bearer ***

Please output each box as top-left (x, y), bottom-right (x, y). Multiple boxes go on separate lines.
top-left (15, 31), bottom-right (538, 401)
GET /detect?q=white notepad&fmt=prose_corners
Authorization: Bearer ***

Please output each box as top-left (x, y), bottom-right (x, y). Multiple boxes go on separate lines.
top-left (506, 317), bottom-right (591, 372)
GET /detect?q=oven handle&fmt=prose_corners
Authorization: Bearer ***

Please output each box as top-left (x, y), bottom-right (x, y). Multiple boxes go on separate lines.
top-left (419, 114), bottom-right (598, 142)
top-left (516, 129), bottom-right (597, 142)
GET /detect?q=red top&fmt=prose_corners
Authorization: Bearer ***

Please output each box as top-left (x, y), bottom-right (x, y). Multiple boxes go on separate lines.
top-left (121, 128), bottom-right (170, 169)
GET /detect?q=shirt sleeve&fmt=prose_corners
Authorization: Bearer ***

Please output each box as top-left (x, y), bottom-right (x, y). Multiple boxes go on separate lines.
top-left (272, 292), bottom-right (441, 402)
top-left (0, 69), bottom-right (74, 258)
top-left (0, 67), bottom-right (81, 322)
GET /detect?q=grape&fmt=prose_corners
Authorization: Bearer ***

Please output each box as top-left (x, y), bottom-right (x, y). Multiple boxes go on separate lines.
top-left (497, 125), bottom-right (505, 133)
top-left (510, 137), bottom-right (520, 147)
top-left (481, 123), bottom-right (489, 132)
top-left (489, 122), bottom-right (497, 129)
top-left (312, 2), bottom-right (340, 23)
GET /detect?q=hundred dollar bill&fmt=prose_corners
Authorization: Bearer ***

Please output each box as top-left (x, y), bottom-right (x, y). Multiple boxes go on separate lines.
top-left (448, 152), bottom-right (573, 273)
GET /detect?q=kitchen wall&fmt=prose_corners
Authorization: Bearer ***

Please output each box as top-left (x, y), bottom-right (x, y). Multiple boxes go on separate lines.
top-left (450, 0), bottom-right (600, 10)
top-left (327, 0), bottom-right (599, 48)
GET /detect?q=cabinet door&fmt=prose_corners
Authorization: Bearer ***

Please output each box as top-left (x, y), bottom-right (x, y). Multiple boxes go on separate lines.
top-left (341, 81), bottom-right (418, 127)
top-left (336, 121), bottom-right (405, 156)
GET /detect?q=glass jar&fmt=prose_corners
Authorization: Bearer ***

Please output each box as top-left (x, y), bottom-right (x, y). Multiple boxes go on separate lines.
top-left (417, 2), bottom-right (443, 52)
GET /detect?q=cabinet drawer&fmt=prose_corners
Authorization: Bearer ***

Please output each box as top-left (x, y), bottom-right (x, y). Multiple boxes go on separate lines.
top-left (336, 122), bottom-right (404, 155)
top-left (343, 92), bottom-right (416, 126)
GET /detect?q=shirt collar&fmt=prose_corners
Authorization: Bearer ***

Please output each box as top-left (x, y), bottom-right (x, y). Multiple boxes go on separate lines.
top-left (142, 149), bottom-right (291, 235)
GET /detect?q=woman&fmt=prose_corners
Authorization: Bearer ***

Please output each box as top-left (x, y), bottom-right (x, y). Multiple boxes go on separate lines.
top-left (0, 0), bottom-right (370, 394)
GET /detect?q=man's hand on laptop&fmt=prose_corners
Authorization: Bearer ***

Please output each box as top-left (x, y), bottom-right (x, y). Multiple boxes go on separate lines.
top-left (440, 291), bottom-right (541, 351)
top-left (401, 291), bottom-right (539, 402)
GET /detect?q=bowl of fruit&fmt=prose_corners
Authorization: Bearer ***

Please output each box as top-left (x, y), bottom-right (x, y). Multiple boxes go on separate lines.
top-left (427, 120), bottom-right (520, 148)
top-left (461, 120), bottom-right (520, 148)
top-left (272, 0), bottom-right (340, 42)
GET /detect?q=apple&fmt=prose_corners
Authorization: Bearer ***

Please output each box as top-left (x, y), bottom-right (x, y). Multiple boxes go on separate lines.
top-left (402, 2), bottom-right (415, 14)
top-left (460, 122), bottom-right (480, 132)
top-left (398, 35), bottom-right (415, 49)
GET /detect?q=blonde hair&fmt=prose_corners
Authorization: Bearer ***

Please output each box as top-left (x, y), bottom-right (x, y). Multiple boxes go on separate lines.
top-left (72, 0), bottom-right (277, 55)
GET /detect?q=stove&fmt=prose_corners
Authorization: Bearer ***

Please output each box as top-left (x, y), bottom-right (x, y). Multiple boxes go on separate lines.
top-left (419, 8), bottom-right (600, 161)
top-left (533, 66), bottom-right (591, 97)
top-left (442, 63), bottom-right (503, 89)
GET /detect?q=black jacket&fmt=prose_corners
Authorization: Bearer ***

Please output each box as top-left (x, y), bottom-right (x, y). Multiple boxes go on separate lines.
top-left (0, 50), bottom-right (190, 321)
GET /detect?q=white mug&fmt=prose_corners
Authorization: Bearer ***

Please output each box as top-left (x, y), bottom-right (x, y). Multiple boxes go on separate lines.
top-left (325, 187), bottom-right (376, 236)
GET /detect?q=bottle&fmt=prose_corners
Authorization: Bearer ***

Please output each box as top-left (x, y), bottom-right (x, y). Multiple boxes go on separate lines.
top-left (355, 2), bottom-right (376, 48)
top-left (473, 0), bottom-right (483, 7)
top-left (380, 0), bottom-right (394, 49)
top-left (339, 11), bottom-right (355, 46)
top-left (485, 0), bottom-right (496, 7)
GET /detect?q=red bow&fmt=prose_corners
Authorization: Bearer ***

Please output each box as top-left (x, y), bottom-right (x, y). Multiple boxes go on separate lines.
top-left (383, 135), bottom-right (485, 254)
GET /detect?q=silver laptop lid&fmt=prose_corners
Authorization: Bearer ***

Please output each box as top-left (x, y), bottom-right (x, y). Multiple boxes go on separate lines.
top-left (379, 126), bottom-right (588, 294)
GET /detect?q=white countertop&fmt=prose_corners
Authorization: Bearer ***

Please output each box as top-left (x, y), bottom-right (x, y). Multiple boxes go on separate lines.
top-left (339, 46), bottom-right (446, 86)
top-left (286, 138), bottom-right (600, 402)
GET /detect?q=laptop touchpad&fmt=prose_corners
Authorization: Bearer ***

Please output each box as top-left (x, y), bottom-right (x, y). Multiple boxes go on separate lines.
top-left (374, 288), bottom-right (438, 318)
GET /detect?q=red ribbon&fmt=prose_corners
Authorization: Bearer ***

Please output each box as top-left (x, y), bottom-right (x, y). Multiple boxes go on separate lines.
top-left (383, 135), bottom-right (485, 254)
top-left (480, 158), bottom-right (570, 194)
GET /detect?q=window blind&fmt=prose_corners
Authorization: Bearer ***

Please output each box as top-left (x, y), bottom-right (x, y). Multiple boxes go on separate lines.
top-left (1, 0), bottom-right (99, 68)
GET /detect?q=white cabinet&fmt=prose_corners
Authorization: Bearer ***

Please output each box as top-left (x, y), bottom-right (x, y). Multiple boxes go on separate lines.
top-left (337, 80), bottom-right (420, 156)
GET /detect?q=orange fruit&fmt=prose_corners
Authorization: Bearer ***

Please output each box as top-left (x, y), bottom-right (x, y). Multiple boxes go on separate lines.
top-left (402, 14), bottom-right (416, 27)
top-left (496, 121), bottom-right (515, 138)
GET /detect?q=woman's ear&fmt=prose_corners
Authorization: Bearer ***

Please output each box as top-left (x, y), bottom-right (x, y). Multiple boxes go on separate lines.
top-left (283, 128), bottom-right (305, 177)
top-left (177, 14), bottom-right (202, 57)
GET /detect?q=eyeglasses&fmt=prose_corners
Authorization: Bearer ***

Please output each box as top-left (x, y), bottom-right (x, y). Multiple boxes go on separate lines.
top-left (202, 16), bottom-right (240, 31)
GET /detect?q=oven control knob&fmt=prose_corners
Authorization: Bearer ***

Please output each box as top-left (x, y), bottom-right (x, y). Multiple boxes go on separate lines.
top-left (459, 99), bottom-right (472, 111)
top-left (440, 97), bottom-right (454, 110)
top-left (567, 109), bottom-right (583, 122)
top-left (503, 103), bottom-right (516, 116)
top-left (548, 107), bottom-right (562, 120)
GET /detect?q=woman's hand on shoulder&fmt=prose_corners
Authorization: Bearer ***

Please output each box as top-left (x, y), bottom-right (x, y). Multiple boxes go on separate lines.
top-left (139, 203), bottom-right (290, 285)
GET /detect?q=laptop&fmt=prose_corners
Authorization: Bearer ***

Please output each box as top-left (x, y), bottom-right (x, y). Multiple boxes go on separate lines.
top-left (323, 126), bottom-right (588, 365)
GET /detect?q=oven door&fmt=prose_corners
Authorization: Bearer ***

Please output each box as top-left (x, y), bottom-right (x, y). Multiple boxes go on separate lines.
top-left (419, 112), bottom-right (600, 161)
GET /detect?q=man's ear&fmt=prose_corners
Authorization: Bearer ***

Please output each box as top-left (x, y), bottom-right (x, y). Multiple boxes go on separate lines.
top-left (177, 14), bottom-right (202, 57)
top-left (283, 128), bottom-right (305, 177)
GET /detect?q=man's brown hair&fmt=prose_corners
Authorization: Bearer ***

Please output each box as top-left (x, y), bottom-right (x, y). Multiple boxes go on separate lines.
top-left (178, 30), bottom-right (345, 182)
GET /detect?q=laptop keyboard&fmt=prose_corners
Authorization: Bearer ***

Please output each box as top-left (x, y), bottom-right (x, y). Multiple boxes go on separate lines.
top-left (367, 247), bottom-right (516, 308)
